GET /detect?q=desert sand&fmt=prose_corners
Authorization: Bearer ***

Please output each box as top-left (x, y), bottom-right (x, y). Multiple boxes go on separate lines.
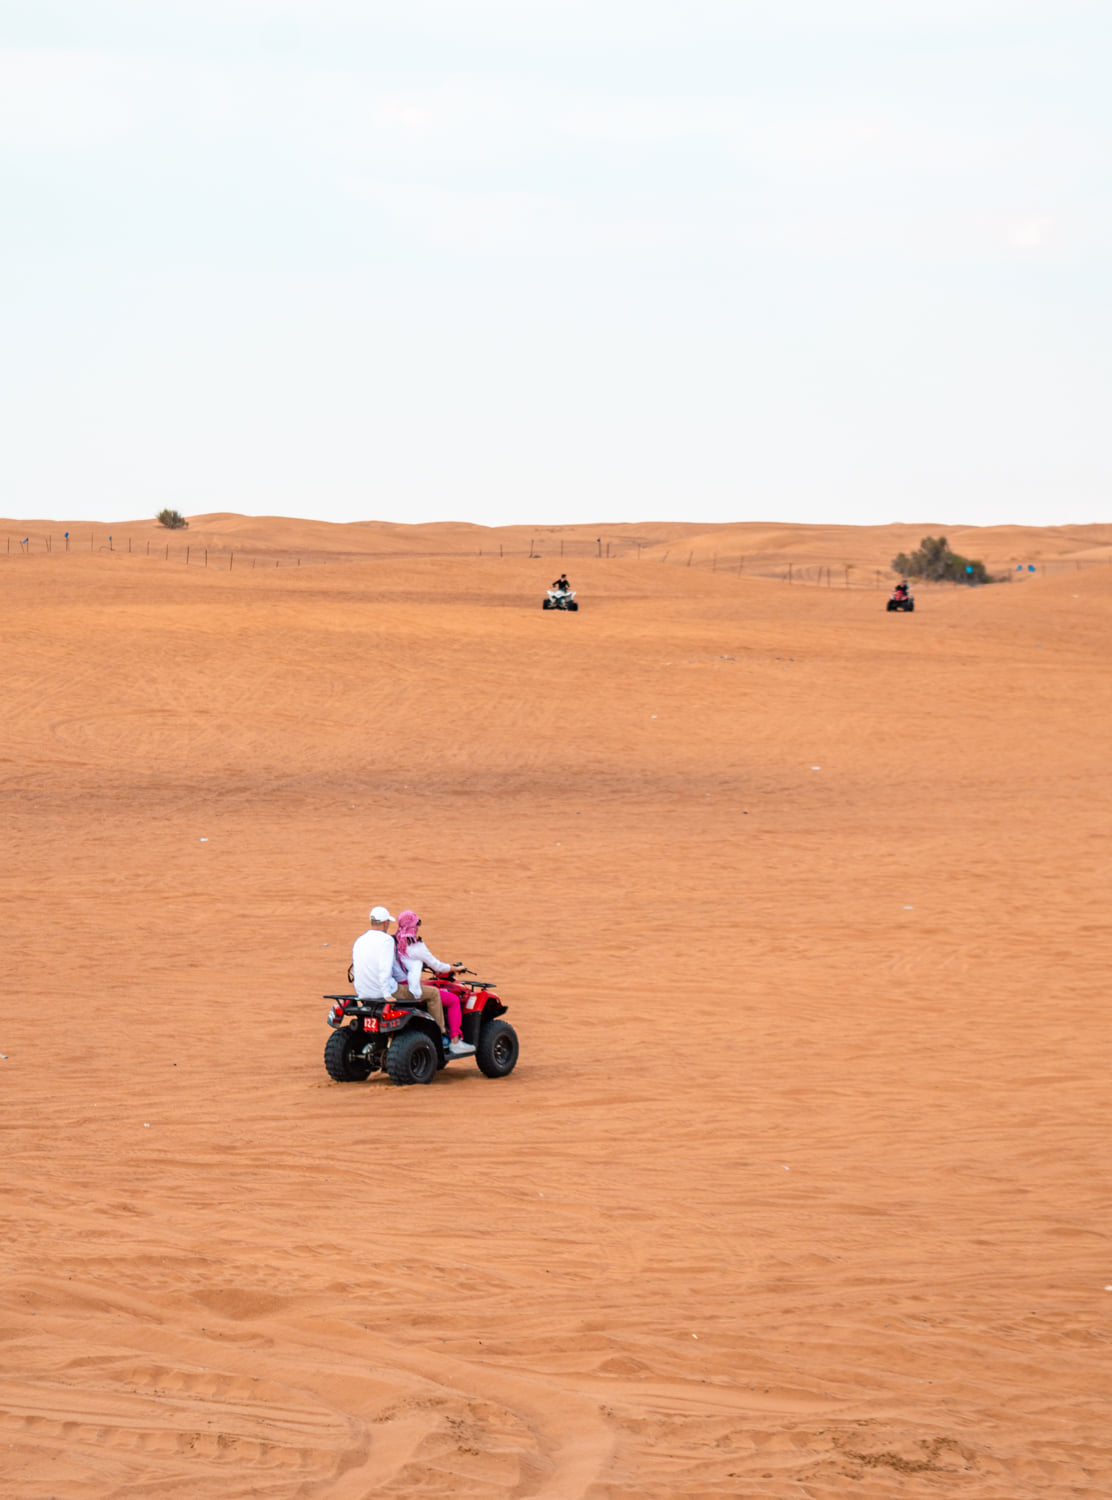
top-left (2, 516), bottom-right (1111, 1498)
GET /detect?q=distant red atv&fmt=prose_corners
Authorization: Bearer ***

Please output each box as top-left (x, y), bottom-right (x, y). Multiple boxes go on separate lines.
top-left (887, 586), bottom-right (915, 612)
top-left (323, 967), bottom-right (519, 1087)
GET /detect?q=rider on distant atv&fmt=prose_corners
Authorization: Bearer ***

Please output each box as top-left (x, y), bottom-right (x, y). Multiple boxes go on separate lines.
top-left (894, 580), bottom-right (910, 600)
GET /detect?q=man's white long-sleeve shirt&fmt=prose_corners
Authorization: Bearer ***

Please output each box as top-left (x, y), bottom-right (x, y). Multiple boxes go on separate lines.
top-left (352, 928), bottom-right (399, 1000)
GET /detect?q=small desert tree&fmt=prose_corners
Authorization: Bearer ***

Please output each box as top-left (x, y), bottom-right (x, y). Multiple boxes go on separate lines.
top-left (892, 535), bottom-right (989, 584)
top-left (156, 509), bottom-right (189, 530)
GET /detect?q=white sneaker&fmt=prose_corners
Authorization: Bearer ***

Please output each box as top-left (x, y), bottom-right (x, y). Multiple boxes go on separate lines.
top-left (448, 1038), bottom-right (476, 1057)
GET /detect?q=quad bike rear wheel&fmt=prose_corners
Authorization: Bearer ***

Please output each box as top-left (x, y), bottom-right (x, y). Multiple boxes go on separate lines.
top-left (385, 1030), bottom-right (439, 1086)
top-left (324, 1027), bottom-right (372, 1082)
top-left (476, 1019), bottom-right (519, 1078)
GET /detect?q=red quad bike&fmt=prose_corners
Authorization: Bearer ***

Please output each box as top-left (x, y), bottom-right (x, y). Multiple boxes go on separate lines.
top-left (887, 586), bottom-right (915, 613)
top-left (323, 967), bottom-right (519, 1087)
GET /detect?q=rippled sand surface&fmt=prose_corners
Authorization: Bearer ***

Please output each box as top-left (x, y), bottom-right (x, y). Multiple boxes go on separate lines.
top-left (2, 517), bottom-right (1111, 1497)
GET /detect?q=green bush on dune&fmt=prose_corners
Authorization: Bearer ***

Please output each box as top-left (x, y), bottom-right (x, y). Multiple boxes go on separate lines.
top-left (156, 509), bottom-right (189, 530)
top-left (892, 535), bottom-right (990, 584)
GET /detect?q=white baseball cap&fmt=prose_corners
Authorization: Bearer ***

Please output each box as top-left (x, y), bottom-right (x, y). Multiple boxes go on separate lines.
top-left (369, 905), bottom-right (394, 922)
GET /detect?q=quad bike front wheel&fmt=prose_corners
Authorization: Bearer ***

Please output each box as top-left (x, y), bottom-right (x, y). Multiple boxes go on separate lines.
top-left (476, 1019), bottom-right (519, 1078)
top-left (385, 1030), bottom-right (439, 1086)
top-left (324, 1027), bottom-right (373, 1082)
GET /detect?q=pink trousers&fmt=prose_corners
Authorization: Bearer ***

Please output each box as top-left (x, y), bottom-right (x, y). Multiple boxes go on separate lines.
top-left (438, 988), bottom-right (463, 1039)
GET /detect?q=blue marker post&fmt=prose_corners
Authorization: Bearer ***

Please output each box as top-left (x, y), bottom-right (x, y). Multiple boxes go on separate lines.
top-left (64, 531), bottom-right (70, 553)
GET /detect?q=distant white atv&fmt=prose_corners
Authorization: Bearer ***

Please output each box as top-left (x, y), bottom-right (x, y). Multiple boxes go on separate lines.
top-left (543, 589), bottom-right (579, 612)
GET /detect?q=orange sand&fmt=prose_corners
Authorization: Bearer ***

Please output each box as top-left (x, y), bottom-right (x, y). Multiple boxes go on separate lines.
top-left (2, 518), bottom-right (1111, 1497)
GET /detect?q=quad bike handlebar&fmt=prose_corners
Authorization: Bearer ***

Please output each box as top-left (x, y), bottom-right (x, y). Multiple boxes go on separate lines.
top-left (424, 963), bottom-right (499, 988)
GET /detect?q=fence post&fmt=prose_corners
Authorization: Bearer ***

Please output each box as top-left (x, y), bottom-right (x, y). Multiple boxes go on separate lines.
top-left (687, 551), bottom-right (693, 566)
top-left (186, 546), bottom-right (190, 564)
top-left (230, 552), bottom-right (234, 570)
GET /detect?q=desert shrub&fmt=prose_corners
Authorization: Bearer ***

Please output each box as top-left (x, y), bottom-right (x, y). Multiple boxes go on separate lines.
top-left (156, 509), bottom-right (189, 530)
top-left (892, 535), bottom-right (989, 584)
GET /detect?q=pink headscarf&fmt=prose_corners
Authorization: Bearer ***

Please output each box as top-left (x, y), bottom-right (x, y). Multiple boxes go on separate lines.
top-left (395, 909), bottom-right (420, 962)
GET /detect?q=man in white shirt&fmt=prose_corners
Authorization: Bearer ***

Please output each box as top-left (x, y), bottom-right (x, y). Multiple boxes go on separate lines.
top-left (351, 905), bottom-right (446, 1035)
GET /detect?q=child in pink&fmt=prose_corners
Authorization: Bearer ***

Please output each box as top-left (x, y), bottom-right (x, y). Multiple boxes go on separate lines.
top-left (394, 910), bottom-right (475, 1057)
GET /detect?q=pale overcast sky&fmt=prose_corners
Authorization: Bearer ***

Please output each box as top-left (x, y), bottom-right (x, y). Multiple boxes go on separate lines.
top-left (2, 1), bottom-right (1108, 526)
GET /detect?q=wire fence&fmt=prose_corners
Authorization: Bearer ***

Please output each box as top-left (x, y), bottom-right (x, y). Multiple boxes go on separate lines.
top-left (5, 531), bottom-right (1112, 586)
top-left (4, 532), bottom-right (313, 570)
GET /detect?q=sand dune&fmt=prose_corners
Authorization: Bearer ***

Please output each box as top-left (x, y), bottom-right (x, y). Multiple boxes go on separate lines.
top-left (2, 519), bottom-right (1111, 1497)
top-left (7, 514), bottom-right (1112, 574)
